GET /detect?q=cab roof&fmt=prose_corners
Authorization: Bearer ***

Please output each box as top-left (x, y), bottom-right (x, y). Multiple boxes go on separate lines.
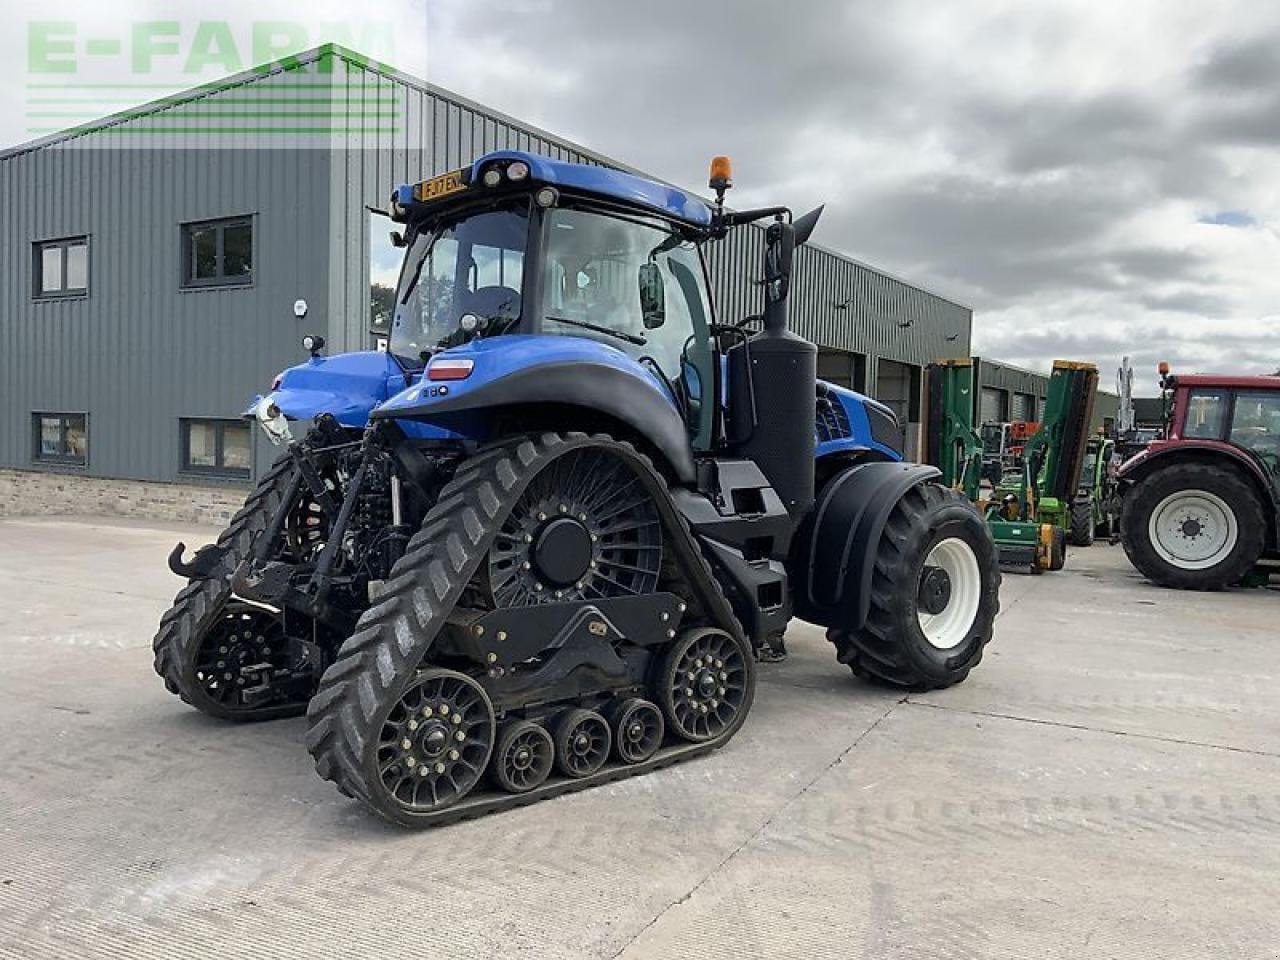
top-left (397, 150), bottom-right (714, 229)
top-left (1171, 374), bottom-right (1280, 390)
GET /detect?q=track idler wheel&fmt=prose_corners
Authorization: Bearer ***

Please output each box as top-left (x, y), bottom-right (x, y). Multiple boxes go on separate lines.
top-left (375, 669), bottom-right (495, 814)
top-left (492, 720), bottom-right (554, 794)
top-left (658, 627), bottom-right (751, 743)
top-left (612, 698), bottom-right (664, 764)
top-left (554, 709), bottom-right (611, 778)
top-left (192, 603), bottom-right (292, 714)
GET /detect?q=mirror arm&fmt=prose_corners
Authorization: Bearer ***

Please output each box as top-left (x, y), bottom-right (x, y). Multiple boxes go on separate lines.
top-left (720, 205), bottom-right (791, 228)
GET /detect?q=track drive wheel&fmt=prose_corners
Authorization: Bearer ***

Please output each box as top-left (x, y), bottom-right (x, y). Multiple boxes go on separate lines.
top-left (830, 483), bottom-right (1000, 691)
top-left (659, 628), bottom-right (753, 743)
top-left (492, 720), bottom-right (554, 794)
top-left (554, 709), bottom-right (611, 778)
top-left (612, 698), bottom-right (664, 764)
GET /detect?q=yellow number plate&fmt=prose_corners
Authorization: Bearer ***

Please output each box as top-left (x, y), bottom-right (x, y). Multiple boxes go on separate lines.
top-left (415, 169), bottom-right (467, 202)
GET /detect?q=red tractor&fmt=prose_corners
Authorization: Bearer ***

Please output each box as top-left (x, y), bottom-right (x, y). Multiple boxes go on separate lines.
top-left (1118, 370), bottom-right (1280, 589)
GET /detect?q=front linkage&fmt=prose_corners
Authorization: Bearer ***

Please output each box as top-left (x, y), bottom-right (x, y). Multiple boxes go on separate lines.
top-left (152, 416), bottom-right (452, 720)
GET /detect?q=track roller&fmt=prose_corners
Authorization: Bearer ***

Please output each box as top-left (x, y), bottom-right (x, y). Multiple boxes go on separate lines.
top-left (554, 709), bottom-right (611, 778)
top-left (611, 698), bottom-right (664, 764)
top-left (492, 720), bottom-right (554, 794)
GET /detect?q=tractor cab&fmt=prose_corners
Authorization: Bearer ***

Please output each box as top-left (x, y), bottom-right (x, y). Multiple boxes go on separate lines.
top-left (386, 152), bottom-right (720, 447)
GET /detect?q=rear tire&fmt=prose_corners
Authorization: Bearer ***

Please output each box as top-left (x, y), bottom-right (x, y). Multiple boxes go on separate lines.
top-left (1069, 498), bottom-right (1095, 546)
top-left (830, 483), bottom-right (1000, 691)
top-left (1048, 527), bottom-right (1067, 570)
top-left (1121, 462), bottom-right (1265, 590)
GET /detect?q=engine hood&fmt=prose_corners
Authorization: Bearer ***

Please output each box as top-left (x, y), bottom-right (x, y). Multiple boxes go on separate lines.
top-left (246, 350), bottom-right (409, 428)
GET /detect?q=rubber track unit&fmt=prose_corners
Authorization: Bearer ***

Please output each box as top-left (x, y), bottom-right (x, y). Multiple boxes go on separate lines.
top-left (304, 432), bottom-right (754, 828)
top-left (151, 452), bottom-right (307, 722)
top-left (831, 483), bottom-right (1000, 692)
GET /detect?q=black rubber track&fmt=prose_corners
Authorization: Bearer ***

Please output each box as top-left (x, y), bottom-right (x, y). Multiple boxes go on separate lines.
top-left (1120, 461), bottom-right (1266, 590)
top-left (830, 483), bottom-right (1000, 691)
top-left (151, 450), bottom-right (309, 722)
top-left (303, 432), bottom-right (753, 828)
top-left (1069, 498), bottom-right (1096, 547)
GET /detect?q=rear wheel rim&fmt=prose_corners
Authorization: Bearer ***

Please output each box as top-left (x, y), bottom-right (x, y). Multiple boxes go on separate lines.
top-left (1148, 490), bottom-right (1237, 570)
top-left (916, 537), bottom-right (982, 650)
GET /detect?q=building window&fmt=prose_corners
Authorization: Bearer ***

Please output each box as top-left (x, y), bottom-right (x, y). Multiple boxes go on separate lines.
top-left (182, 217), bottom-right (253, 287)
top-left (33, 237), bottom-right (89, 298)
top-left (181, 419), bottom-right (252, 478)
top-left (33, 413), bottom-right (88, 465)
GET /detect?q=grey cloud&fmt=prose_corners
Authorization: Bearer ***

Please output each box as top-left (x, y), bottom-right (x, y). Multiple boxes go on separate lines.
top-left (1196, 37), bottom-right (1280, 90)
top-left (825, 174), bottom-right (1213, 309)
top-left (1194, 92), bottom-right (1280, 146)
top-left (1139, 289), bottom-right (1233, 316)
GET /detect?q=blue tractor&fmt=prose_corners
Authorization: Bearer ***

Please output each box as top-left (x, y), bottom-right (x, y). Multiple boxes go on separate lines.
top-left (155, 151), bottom-right (999, 826)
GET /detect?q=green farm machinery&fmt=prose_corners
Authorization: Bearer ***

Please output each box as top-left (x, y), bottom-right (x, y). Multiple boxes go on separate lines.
top-left (1069, 435), bottom-right (1118, 546)
top-left (925, 357), bottom-right (1099, 572)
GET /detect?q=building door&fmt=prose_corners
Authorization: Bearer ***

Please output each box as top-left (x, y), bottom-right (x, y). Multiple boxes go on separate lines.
top-left (1011, 392), bottom-right (1034, 421)
top-left (817, 349), bottom-right (868, 391)
top-left (981, 387), bottom-right (1008, 424)
top-left (876, 358), bottom-right (921, 457)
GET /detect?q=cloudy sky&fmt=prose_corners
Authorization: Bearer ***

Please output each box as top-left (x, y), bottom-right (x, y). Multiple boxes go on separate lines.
top-left (3, 0), bottom-right (1278, 393)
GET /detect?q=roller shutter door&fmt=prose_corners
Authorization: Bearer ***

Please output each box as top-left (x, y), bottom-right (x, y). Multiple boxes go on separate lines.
top-left (1011, 392), bottom-right (1034, 421)
top-left (980, 387), bottom-right (1006, 424)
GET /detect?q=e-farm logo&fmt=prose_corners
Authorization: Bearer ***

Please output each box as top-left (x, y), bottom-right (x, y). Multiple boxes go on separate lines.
top-left (25, 20), bottom-right (405, 138)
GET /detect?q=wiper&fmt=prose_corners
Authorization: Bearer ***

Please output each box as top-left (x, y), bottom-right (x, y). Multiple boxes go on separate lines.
top-left (544, 315), bottom-right (647, 346)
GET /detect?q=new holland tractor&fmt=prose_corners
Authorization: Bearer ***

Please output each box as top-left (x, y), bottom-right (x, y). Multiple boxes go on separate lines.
top-left (153, 151), bottom-right (1000, 827)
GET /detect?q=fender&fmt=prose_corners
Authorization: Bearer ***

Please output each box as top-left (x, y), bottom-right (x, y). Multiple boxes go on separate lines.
top-left (789, 461), bottom-right (942, 632)
top-left (374, 336), bottom-right (696, 482)
top-left (1118, 439), bottom-right (1280, 545)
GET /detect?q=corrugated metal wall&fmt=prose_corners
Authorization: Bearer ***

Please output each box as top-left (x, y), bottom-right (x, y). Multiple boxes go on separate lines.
top-left (1, 46), bottom-right (974, 486)
top-left (0, 60), bottom-right (333, 482)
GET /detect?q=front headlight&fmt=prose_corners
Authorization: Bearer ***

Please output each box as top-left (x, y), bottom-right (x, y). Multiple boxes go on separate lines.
top-left (254, 396), bottom-right (294, 446)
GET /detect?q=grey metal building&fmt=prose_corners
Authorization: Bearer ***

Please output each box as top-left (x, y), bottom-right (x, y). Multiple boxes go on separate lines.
top-left (1, 44), bottom-right (973, 496)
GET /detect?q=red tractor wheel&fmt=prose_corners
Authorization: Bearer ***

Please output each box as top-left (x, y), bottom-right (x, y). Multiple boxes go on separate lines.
top-left (1121, 462), bottom-right (1266, 590)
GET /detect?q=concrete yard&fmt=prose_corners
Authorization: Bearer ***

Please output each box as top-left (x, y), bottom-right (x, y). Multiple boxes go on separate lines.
top-left (1, 515), bottom-right (1276, 960)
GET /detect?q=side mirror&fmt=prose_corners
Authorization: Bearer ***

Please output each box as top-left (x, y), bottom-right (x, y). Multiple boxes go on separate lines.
top-left (639, 261), bottom-right (666, 330)
top-left (764, 221), bottom-right (795, 304)
top-left (763, 206), bottom-right (823, 304)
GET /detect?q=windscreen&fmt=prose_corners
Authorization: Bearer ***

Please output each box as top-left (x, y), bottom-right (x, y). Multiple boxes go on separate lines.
top-left (390, 204), bottom-right (529, 366)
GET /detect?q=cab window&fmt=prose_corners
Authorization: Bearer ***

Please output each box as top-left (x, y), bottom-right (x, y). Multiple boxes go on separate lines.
top-left (1182, 389), bottom-right (1227, 439)
top-left (1229, 392), bottom-right (1280, 466)
top-left (540, 206), bottom-right (715, 448)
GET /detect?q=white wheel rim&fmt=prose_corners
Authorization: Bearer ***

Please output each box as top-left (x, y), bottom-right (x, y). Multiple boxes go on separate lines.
top-left (917, 537), bottom-right (982, 650)
top-left (1148, 490), bottom-right (1238, 570)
